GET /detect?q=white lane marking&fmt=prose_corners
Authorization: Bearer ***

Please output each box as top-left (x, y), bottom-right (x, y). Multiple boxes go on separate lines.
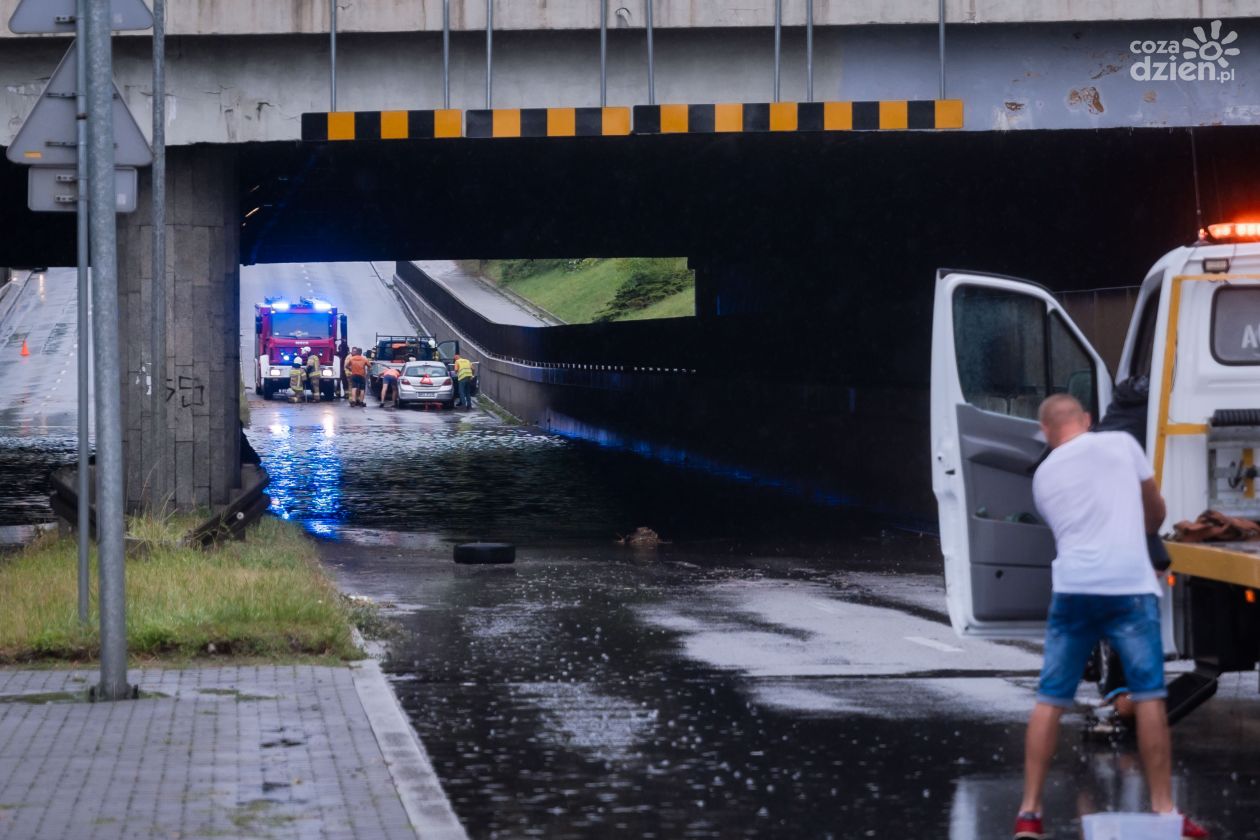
top-left (904, 635), bottom-right (963, 654)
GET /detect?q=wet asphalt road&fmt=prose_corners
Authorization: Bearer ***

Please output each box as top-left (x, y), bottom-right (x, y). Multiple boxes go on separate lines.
top-left (1, 264), bottom-right (1257, 837)
top-left (238, 266), bottom-right (1260, 839)
top-left (0, 268), bottom-right (86, 532)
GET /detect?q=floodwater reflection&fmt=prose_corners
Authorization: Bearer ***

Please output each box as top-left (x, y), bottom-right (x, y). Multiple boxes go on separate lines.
top-left (246, 407), bottom-right (874, 551)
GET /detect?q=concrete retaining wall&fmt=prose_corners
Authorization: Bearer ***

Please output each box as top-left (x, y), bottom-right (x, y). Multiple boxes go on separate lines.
top-left (394, 261), bottom-right (937, 522)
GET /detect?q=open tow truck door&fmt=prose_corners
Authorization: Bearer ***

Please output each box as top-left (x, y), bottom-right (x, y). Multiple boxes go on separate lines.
top-left (932, 271), bottom-right (1112, 638)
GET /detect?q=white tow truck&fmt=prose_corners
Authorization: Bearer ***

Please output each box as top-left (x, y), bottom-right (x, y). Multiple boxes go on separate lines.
top-left (932, 219), bottom-right (1260, 722)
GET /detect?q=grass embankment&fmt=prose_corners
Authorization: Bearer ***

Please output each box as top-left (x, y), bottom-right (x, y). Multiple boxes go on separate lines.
top-left (476, 258), bottom-right (695, 323)
top-left (0, 516), bottom-right (360, 664)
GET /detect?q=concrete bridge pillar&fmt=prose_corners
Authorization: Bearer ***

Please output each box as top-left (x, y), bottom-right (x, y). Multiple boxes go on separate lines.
top-left (117, 146), bottom-right (241, 510)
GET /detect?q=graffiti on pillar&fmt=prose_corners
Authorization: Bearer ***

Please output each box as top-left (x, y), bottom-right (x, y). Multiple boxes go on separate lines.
top-left (165, 375), bottom-right (205, 408)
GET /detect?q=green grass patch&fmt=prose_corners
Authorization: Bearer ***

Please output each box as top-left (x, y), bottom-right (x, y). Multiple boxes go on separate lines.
top-left (0, 517), bottom-right (360, 665)
top-left (477, 258), bottom-right (694, 323)
top-left (619, 287), bottom-right (698, 321)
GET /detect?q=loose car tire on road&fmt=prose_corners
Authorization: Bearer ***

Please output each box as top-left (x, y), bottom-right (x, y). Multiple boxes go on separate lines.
top-left (454, 542), bottom-right (516, 565)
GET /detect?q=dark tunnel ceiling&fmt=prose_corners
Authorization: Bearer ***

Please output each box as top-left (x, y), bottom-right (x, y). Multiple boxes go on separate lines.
top-left (4, 126), bottom-right (1258, 293)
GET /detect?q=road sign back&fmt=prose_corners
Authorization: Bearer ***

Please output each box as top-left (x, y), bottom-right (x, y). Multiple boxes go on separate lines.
top-left (5, 42), bottom-right (152, 168)
top-left (9, 0), bottom-right (153, 34)
top-left (28, 166), bottom-right (138, 214)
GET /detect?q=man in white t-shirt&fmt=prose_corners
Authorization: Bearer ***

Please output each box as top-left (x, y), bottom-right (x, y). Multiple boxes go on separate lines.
top-left (1013, 394), bottom-right (1207, 840)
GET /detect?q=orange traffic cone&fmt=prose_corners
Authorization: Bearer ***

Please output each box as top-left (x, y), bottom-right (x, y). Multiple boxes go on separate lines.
top-left (20, 339), bottom-right (29, 357)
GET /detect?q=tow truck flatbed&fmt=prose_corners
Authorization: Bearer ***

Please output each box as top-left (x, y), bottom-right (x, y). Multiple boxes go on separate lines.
top-left (1167, 541), bottom-right (1260, 589)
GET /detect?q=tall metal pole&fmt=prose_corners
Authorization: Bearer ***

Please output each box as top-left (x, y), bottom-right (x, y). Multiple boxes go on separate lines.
top-left (151, 0), bottom-right (167, 513)
top-left (485, 0), bottom-right (493, 108)
top-left (87, 0), bottom-right (129, 702)
top-left (442, 0), bottom-right (451, 109)
top-left (329, 0), bottom-right (337, 110)
top-left (938, 0), bottom-right (946, 99)
top-left (773, 0), bottom-right (782, 102)
top-left (806, 0), bottom-right (814, 102)
top-left (645, 0), bottom-right (655, 105)
top-left (74, 0), bottom-right (90, 625)
top-left (599, 0), bottom-right (607, 107)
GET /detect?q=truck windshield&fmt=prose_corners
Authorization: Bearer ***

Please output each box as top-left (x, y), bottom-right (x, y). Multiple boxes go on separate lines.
top-left (271, 313), bottom-right (331, 339)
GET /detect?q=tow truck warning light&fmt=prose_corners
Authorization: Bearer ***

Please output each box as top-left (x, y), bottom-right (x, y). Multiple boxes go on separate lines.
top-left (1202, 221), bottom-right (1260, 242)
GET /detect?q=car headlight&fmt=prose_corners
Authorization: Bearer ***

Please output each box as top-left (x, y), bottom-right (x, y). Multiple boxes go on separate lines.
top-left (322, 367), bottom-right (333, 376)
top-left (269, 367), bottom-right (281, 376)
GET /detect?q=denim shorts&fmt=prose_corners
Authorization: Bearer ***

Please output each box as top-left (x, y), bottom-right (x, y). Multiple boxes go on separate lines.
top-left (1036, 593), bottom-right (1166, 708)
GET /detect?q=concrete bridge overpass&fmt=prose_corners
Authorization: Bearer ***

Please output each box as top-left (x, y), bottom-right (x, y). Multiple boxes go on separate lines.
top-left (3, 1), bottom-right (1259, 147)
top-left (2, 1), bottom-right (1259, 512)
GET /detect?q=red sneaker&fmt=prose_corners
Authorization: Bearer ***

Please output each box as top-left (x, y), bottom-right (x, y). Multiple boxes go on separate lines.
top-left (1181, 814), bottom-right (1209, 839)
top-left (1014, 813), bottom-right (1047, 840)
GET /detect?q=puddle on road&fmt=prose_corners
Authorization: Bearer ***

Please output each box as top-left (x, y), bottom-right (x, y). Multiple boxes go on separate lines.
top-left (0, 434), bottom-right (77, 526)
top-left (381, 558), bottom-right (1260, 839)
top-left (246, 400), bottom-right (936, 562)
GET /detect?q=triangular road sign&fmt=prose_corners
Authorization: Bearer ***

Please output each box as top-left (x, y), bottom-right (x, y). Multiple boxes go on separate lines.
top-left (10, 0), bottom-right (152, 34)
top-left (6, 42), bottom-right (152, 168)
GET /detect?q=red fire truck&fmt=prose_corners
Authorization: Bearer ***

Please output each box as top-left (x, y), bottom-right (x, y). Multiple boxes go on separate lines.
top-left (253, 297), bottom-right (347, 400)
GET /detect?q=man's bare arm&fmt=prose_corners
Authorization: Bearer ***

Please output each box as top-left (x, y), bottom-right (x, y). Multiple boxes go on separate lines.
top-left (1141, 477), bottom-right (1166, 534)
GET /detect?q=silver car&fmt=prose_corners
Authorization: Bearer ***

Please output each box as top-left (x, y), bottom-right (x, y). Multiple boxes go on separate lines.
top-left (396, 361), bottom-right (455, 409)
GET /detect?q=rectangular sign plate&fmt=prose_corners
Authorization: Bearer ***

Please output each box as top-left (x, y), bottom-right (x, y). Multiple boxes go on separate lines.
top-left (28, 166), bottom-right (139, 214)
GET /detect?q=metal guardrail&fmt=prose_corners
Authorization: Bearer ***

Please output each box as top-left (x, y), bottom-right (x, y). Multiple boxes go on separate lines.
top-left (48, 462), bottom-right (271, 549)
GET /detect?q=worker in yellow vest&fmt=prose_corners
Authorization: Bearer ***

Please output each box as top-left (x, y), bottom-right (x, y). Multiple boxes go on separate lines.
top-left (453, 354), bottom-right (474, 409)
top-left (304, 347), bottom-right (322, 401)
top-left (288, 359), bottom-right (306, 403)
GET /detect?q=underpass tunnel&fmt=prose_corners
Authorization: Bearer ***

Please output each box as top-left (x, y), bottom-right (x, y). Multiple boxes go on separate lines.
top-left (5, 125), bottom-right (1260, 517)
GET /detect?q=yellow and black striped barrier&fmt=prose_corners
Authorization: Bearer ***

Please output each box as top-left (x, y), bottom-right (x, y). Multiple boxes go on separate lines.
top-left (632, 100), bottom-right (963, 133)
top-left (464, 107), bottom-right (631, 138)
top-left (300, 109), bottom-right (463, 141)
top-left (299, 100), bottom-right (962, 141)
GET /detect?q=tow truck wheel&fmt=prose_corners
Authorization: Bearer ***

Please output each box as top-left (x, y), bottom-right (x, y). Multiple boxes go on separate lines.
top-left (262, 381), bottom-right (275, 400)
top-left (254, 379), bottom-right (262, 396)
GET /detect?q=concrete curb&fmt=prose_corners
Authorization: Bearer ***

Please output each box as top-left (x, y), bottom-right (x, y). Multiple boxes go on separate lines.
top-left (349, 655), bottom-right (468, 840)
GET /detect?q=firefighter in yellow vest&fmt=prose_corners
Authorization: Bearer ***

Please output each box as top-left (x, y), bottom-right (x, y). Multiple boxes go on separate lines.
top-left (304, 347), bottom-right (322, 401)
top-left (453, 354), bottom-right (474, 409)
top-left (288, 359), bottom-right (305, 403)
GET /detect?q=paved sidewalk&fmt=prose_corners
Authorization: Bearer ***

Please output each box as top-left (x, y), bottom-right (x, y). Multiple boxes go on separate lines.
top-left (0, 664), bottom-right (466, 840)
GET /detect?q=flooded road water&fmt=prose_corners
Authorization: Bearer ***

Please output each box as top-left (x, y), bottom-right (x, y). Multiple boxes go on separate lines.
top-left (257, 384), bottom-right (1260, 839)
top-left (1, 263), bottom-right (1256, 837)
top-left (0, 268), bottom-right (87, 528)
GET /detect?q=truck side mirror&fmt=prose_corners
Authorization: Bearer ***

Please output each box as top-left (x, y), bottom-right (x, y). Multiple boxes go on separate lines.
top-left (339, 313), bottom-right (348, 339)
top-left (255, 315), bottom-right (262, 334)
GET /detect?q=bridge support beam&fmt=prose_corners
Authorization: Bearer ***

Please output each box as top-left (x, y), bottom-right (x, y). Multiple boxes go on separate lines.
top-left (117, 146), bottom-right (241, 510)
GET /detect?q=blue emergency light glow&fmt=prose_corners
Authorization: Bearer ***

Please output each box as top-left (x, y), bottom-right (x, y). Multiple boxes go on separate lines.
top-left (311, 299), bottom-right (333, 312)
top-left (271, 300), bottom-right (290, 311)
